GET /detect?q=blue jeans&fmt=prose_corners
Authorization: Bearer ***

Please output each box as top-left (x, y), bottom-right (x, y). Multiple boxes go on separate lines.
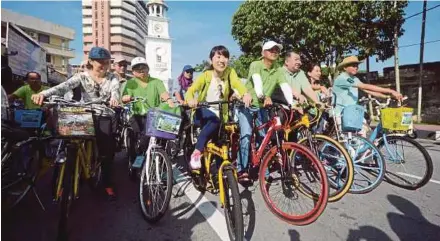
top-left (193, 108), bottom-right (220, 152)
top-left (237, 107), bottom-right (269, 173)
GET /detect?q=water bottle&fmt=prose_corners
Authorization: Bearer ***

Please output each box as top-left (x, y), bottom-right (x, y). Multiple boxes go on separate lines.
top-left (55, 151), bottom-right (66, 164)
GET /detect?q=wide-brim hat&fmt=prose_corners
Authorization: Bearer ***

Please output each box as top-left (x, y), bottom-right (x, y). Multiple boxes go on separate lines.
top-left (337, 56), bottom-right (362, 70)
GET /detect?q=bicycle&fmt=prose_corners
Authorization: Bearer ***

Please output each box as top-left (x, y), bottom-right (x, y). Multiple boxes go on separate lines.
top-left (358, 96), bottom-right (433, 190)
top-left (114, 96), bottom-right (146, 179)
top-left (285, 102), bottom-right (354, 202)
top-left (42, 96), bottom-right (112, 241)
top-left (184, 100), bottom-right (244, 241)
top-left (323, 89), bottom-right (386, 194)
top-left (231, 101), bottom-right (328, 225)
top-left (134, 107), bottom-right (180, 223)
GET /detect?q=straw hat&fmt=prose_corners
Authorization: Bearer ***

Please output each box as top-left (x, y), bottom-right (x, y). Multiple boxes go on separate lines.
top-left (337, 56), bottom-right (362, 70)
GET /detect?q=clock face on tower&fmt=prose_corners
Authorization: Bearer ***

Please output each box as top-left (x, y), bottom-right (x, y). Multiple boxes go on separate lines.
top-left (153, 23), bottom-right (163, 34)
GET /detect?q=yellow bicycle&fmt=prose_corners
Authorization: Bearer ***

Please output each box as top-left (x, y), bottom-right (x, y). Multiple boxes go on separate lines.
top-left (184, 100), bottom-right (244, 241)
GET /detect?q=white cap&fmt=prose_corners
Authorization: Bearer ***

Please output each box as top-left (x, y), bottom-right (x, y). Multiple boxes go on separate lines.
top-left (131, 57), bottom-right (149, 68)
top-left (262, 41), bottom-right (283, 51)
top-left (113, 57), bottom-right (128, 64)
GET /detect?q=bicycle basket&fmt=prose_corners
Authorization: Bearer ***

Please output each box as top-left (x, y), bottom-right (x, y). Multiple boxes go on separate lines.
top-left (55, 107), bottom-right (95, 137)
top-left (145, 108), bottom-right (182, 140)
top-left (14, 109), bottom-right (43, 128)
top-left (342, 104), bottom-right (365, 132)
top-left (381, 107), bottom-right (413, 131)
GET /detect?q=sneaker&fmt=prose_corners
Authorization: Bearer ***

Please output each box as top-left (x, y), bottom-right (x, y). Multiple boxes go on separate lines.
top-left (105, 187), bottom-right (117, 201)
top-left (190, 152), bottom-right (202, 170)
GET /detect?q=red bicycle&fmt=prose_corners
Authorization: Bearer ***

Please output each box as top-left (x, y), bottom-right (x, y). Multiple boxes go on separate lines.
top-left (232, 102), bottom-right (329, 225)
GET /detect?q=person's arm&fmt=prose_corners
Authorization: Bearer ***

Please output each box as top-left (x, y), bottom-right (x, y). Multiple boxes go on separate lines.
top-left (40, 74), bottom-right (82, 98)
top-left (229, 68), bottom-right (254, 107)
top-left (311, 83), bottom-right (322, 91)
top-left (185, 73), bottom-right (205, 101)
top-left (357, 82), bottom-right (401, 99)
top-left (174, 92), bottom-right (184, 103)
top-left (109, 75), bottom-right (120, 107)
top-left (277, 70), bottom-right (295, 106)
top-left (8, 86), bottom-right (26, 101)
top-left (363, 89), bottom-right (390, 99)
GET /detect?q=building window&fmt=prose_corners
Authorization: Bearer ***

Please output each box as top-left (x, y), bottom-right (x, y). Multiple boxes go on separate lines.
top-left (38, 34), bottom-right (50, 43)
top-left (156, 55), bottom-right (161, 63)
top-left (46, 54), bottom-right (51, 63)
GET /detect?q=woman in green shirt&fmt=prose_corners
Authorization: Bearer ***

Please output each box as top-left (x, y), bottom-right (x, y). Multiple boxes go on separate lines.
top-left (185, 46), bottom-right (253, 170)
top-left (121, 57), bottom-right (174, 160)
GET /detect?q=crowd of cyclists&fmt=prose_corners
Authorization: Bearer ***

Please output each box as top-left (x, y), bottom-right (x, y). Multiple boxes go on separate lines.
top-left (4, 40), bottom-right (421, 240)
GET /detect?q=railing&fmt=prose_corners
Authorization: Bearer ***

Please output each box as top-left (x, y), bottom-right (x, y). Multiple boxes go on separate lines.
top-left (40, 42), bottom-right (75, 52)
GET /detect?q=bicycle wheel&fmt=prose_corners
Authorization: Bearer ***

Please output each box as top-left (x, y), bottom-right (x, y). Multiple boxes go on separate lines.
top-left (298, 134), bottom-right (354, 202)
top-left (125, 128), bottom-right (137, 180)
top-left (1, 141), bottom-right (42, 210)
top-left (222, 167), bottom-right (244, 241)
top-left (57, 143), bottom-right (76, 241)
top-left (139, 148), bottom-right (173, 223)
top-left (344, 135), bottom-right (386, 194)
top-left (259, 142), bottom-right (328, 225)
top-left (377, 135), bottom-right (433, 190)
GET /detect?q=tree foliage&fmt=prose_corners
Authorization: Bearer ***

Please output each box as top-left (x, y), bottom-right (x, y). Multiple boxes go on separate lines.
top-left (231, 1), bottom-right (407, 73)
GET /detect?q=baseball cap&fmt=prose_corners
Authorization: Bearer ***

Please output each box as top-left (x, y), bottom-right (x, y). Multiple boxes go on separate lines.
top-left (131, 57), bottom-right (149, 68)
top-left (262, 41), bottom-right (283, 51)
top-left (89, 47), bottom-right (111, 60)
top-left (182, 65), bottom-right (194, 72)
top-left (114, 57), bottom-right (128, 65)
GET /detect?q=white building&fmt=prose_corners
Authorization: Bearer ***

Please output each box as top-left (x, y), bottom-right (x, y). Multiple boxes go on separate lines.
top-left (145, 0), bottom-right (172, 90)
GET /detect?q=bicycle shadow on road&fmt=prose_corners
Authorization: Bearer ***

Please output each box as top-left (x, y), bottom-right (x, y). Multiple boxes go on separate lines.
top-left (347, 226), bottom-right (393, 241)
top-left (240, 187), bottom-right (256, 241)
top-left (387, 194), bottom-right (440, 241)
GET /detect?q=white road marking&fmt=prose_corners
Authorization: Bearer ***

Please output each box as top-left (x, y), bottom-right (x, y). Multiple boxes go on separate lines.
top-left (396, 172), bottom-right (440, 185)
top-left (172, 165), bottom-right (230, 241)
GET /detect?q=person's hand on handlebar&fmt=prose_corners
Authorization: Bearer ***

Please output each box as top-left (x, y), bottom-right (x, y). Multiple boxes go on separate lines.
top-left (292, 105), bottom-right (304, 115)
top-left (296, 94), bottom-right (307, 104)
top-left (31, 94), bottom-right (45, 106)
top-left (188, 99), bottom-right (198, 108)
top-left (242, 93), bottom-right (252, 108)
top-left (109, 97), bottom-right (119, 107)
top-left (263, 96), bottom-right (272, 107)
top-left (391, 91), bottom-right (403, 101)
top-left (122, 95), bottom-right (132, 103)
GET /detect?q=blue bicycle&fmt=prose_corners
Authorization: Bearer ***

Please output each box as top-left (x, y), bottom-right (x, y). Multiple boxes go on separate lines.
top-left (359, 96), bottom-right (433, 190)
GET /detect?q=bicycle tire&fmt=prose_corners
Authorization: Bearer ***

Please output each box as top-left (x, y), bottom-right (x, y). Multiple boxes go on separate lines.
top-left (139, 148), bottom-right (173, 223)
top-left (345, 135), bottom-right (386, 194)
top-left (222, 167), bottom-right (244, 241)
top-left (57, 143), bottom-right (76, 241)
top-left (378, 135), bottom-right (433, 190)
top-left (298, 134), bottom-right (354, 202)
top-left (1, 141), bottom-right (42, 210)
top-left (125, 128), bottom-right (137, 180)
top-left (259, 142), bottom-right (328, 225)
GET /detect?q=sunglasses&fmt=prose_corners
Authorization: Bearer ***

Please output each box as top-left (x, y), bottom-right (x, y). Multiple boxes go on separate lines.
top-left (28, 77), bottom-right (41, 81)
top-left (185, 70), bottom-right (194, 74)
top-left (94, 83), bottom-right (101, 98)
top-left (266, 48), bottom-right (280, 53)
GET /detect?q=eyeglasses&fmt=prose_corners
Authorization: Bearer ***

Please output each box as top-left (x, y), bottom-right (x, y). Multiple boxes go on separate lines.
top-left (94, 83), bottom-right (101, 98)
top-left (185, 70), bottom-right (194, 74)
top-left (133, 68), bottom-right (148, 73)
top-left (266, 47), bottom-right (280, 54)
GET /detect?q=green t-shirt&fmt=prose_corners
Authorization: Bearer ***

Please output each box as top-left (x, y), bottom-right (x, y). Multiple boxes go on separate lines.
top-left (12, 85), bottom-right (48, 109)
top-left (123, 76), bottom-right (167, 116)
top-left (246, 59), bottom-right (286, 98)
top-left (282, 67), bottom-right (311, 94)
top-left (333, 72), bottom-right (362, 116)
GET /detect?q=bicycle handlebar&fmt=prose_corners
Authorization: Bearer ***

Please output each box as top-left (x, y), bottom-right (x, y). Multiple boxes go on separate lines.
top-left (358, 96), bottom-right (408, 109)
top-left (42, 96), bottom-right (115, 115)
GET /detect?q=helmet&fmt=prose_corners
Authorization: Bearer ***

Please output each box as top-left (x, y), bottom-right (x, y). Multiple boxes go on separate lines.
top-left (89, 47), bottom-right (111, 60)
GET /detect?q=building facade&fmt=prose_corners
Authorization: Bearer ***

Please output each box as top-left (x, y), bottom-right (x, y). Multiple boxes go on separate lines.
top-left (82, 0), bottom-right (149, 62)
top-left (1, 8), bottom-right (76, 74)
top-left (145, 0), bottom-right (172, 90)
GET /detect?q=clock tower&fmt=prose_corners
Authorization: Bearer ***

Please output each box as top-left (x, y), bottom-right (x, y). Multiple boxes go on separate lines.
top-left (145, 0), bottom-right (172, 90)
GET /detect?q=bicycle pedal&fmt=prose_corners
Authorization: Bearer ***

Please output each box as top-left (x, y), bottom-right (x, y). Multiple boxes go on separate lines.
top-left (132, 156), bottom-right (145, 169)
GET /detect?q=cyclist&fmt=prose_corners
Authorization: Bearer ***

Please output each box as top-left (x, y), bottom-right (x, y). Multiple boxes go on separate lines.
top-left (333, 56), bottom-right (402, 136)
top-left (121, 57), bottom-right (175, 162)
top-left (8, 71), bottom-right (48, 110)
top-left (174, 65), bottom-right (194, 105)
top-left (31, 46), bottom-right (120, 199)
top-left (307, 63), bottom-right (329, 99)
top-left (237, 41), bottom-right (297, 180)
top-left (185, 45), bottom-right (254, 170)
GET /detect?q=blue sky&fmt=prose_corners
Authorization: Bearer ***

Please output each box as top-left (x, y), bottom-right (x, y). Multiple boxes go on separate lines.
top-left (2, 0), bottom-right (440, 79)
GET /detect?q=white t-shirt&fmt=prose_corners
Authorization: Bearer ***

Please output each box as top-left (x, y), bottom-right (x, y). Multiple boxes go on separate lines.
top-left (205, 76), bottom-right (225, 117)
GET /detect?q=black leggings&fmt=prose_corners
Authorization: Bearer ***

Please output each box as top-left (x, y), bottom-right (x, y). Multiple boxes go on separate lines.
top-left (93, 115), bottom-right (116, 187)
top-left (129, 115), bottom-right (149, 160)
